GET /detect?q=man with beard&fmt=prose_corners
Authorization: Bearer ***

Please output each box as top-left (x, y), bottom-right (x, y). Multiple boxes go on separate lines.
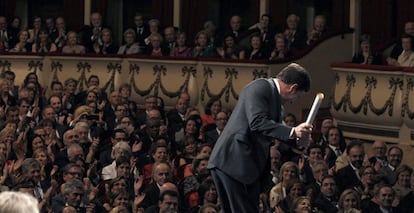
top-left (378, 146), bottom-right (403, 184)
top-left (336, 140), bottom-right (365, 191)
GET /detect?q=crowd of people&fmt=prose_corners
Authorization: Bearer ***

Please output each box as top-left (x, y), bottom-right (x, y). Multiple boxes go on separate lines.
top-left (0, 13), bottom-right (330, 60)
top-left (0, 67), bottom-right (410, 213)
top-left (352, 21), bottom-right (414, 67)
top-left (0, 11), bottom-right (413, 213)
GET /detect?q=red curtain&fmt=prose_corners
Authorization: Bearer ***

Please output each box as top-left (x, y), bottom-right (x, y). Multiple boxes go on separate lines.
top-left (91, 0), bottom-right (108, 20)
top-left (361, 0), bottom-right (394, 45)
top-left (331, 0), bottom-right (350, 32)
top-left (63, 0), bottom-right (84, 31)
top-left (181, 0), bottom-right (208, 44)
top-left (152, 0), bottom-right (173, 29)
top-left (0, 0), bottom-right (16, 19)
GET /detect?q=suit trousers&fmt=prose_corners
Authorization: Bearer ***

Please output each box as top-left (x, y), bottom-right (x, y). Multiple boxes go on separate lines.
top-left (210, 168), bottom-right (260, 213)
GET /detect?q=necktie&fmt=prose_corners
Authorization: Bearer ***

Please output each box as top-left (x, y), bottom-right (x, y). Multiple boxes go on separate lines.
top-left (335, 148), bottom-right (342, 156)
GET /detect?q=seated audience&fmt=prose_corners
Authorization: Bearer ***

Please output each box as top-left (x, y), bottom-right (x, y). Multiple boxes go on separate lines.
top-left (216, 33), bottom-right (242, 59)
top-left (269, 33), bottom-right (291, 60)
top-left (145, 32), bottom-right (169, 56)
top-left (32, 28), bottom-right (57, 53)
top-left (192, 30), bottom-right (215, 58)
top-left (170, 32), bottom-right (192, 57)
top-left (240, 34), bottom-right (269, 60)
top-left (9, 30), bottom-right (31, 53)
top-left (117, 28), bottom-right (141, 55)
top-left (283, 14), bottom-right (307, 50)
top-left (352, 34), bottom-right (382, 65)
top-left (307, 15), bottom-right (327, 44)
top-left (62, 31), bottom-right (86, 54)
top-left (388, 34), bottom-right (414, 67)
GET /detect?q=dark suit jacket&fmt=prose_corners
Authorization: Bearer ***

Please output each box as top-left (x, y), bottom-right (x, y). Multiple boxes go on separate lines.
top-left (167, 109), bottom-right (185, 133)
top-left (204, 129), bottom-right (220, 146)
top-left (313, 195), bottom-right (338, 213)
top-left (336, 164), bottom-right (363, 191)
top-left (140, 182), bottom-right (160, 209)
top-left (289, 29), bottom-right (308, 50)
top-left (208, 78), bottom-right (292, 184)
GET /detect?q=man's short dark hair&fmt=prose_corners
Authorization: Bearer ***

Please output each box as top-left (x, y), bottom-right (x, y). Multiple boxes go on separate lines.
top-left (346, 140), bottom-right (363, 155)
top-left (276, 63), bottom-right (311, 92)
top-left (2, 70), bottom-right (15, 80)
top-left (159, 190), bottom-right (178, 201)
top-left (50, 81), bottom-right (63, 89)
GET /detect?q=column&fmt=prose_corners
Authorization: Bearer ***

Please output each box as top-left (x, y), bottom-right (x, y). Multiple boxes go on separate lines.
top-left (173, 0), bottom-right (182, 28)
top-left (259, 0), bottom-right (269, 17)
top-left (350, 0), bottom-right (361, 55)
top-left (84, 0), bottom-right (92, 25)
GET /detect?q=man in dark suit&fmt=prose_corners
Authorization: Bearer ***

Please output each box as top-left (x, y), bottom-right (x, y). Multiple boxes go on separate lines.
top-left (208, 63), bottom-right (312, 213)
top-left (204, 111), bottom-right (228, 146)
top-left (336, 140), bottom-right (365, 191)
top-left (313, 175), bottom-right (339, 213)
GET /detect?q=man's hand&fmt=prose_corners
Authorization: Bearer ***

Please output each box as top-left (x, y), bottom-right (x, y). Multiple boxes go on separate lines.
top-left (294, 123), bottom-right (313, 147)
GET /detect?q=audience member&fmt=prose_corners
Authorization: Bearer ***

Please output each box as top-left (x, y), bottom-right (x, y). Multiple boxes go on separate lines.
top-left (192, 30), bottom-right (215, 58)
top-left (62, 31), bottom-right (86, 54)
top-left (389, 21), bottom-right (414, 60)
top-left (117, 28), bottom-right (141, 55)
top-left (0, 191), bottom-right (39, 213)
top-left (307, 15), bottom-right (327, 44)
top-left (82, 12), bottom-right (105, 53)
top-left (352, 34), bottom-right (382, 65)
top-left (133, 13), bottom-right (150, 47)
top-left (283, 14), bottom-right (307, 50)
top-left (32, 28), bottom-right (58, 53)
top-left (388, 34), bottom-right (414, 67)
top-left (169, 32), bottom-right (192, 57)
top-left (9, 30), bottom-right (31, 52)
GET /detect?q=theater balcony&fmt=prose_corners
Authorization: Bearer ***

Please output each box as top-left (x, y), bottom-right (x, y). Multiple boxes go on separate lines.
top-left (0, 31), bottom-right (352, 121)
top-left (331, 62), bottom-right (414, 145)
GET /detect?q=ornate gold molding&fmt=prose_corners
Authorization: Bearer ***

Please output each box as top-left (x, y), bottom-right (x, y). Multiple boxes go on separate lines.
top-left (51, 61), bottom-right (62, 82)
top-left (252, 68), bottom-right (268, 80)
top-left (0, 60), bottom-right (11, 73)
top-left (333, 74), bottom-right (403, 116)
top-left (129, 64), bottom-right (195, 98)
top-left (28, 60), bottom-right (43, 73)
top-left (201, 66), bottom-right (239, 102)
top-left (402, 77), bottom-right (414, 119)
top-left (102, 62), bottom-right (121, 93)
top-left (76, 62), bottom-right (91, 92)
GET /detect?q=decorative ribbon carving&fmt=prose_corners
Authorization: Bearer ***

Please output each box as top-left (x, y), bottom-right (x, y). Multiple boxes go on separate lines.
top-left (76, 62), bottom-right (91, 92)
top-left (129, 64), bottom-right (195, 98)
top-left (333, 74), bottom-right (403, 116)
top-left (51, 61), bottom-right (62, 82)
top-left (201, 66), bottom-right (239, 102)
top-left (252, 69), bottom-right (268, 80)
top-left (102, 62), bottom-right (122, 93)
top-left (28, 60), bottom-right (43, 74)
top-left (0, 60), bottom-right (11, 74)
top-left (402, 77), bottom-right (414, 119)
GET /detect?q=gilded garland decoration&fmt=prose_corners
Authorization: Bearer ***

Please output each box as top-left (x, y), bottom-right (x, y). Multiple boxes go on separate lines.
top-left (252, 69), bottom-right (268, 80)
top-left (201, 66), bottom-right (239, 102)
top-left (332, 74), bottom-right (403, 116)
top-left (129, 64), bottom-right (195, 98)
top-left (402, 77), bottom-right (414, 119)
top-left (101, 62), bottom-right (121, 93)
top-left (76, 62), bottom-right (91, 92)
top-left (0, 60), bottom-right (11, 74)
top-left (51, 61), bottom-right (62, 82)
top-left (28, 60), bottom-right (43, 74)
